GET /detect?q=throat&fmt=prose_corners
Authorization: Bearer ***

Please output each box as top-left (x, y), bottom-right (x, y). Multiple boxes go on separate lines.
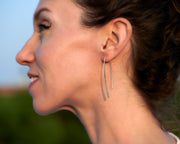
top-left (76, 98), bottom-right (172, 144)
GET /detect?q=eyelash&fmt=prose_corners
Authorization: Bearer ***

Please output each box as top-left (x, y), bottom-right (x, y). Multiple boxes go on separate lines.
top-left (38, 23), bottom-right (51, 33)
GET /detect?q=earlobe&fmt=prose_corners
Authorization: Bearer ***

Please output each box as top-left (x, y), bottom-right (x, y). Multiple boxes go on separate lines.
top-left (101, 18), bottom-right (132, 62)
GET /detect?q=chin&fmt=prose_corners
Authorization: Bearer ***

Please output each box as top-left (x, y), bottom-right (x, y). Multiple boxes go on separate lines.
top-left (32, 100), bottom-right (57, 116)
top-left (33, 106), bottom-right (52, 116)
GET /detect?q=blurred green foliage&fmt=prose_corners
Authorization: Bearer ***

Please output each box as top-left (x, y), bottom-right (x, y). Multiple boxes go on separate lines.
top-left (0, 90), bottom-right (179, 144)
top-left (158, 89), bottom-right (180, 137)
top-left (0, 91), bottom-right (91, 144)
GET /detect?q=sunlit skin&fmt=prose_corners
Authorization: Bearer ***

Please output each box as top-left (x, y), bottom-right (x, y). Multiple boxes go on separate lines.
top-left (16, 0), bottom-right (176, 144)
top-left (16, 0), bottom-right (103, 115)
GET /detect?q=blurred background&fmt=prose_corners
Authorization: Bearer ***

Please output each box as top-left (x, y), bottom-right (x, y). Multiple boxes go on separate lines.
top-left (0, 1), bottom-right (179, 144)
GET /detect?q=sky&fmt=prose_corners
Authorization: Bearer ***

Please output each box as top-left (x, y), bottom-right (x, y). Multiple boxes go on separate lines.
top-left (0, 0), bottom-right (39, 87)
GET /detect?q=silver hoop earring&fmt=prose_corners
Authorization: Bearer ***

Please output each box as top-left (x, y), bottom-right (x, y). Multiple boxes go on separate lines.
top-left (104, 57), bottom-right (113, 98)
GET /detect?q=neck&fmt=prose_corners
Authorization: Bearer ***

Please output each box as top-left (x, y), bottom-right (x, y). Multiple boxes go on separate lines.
top-left (68, 57), bottom-right (175, 144)
top-left (73, 79), bottom-right (174, 144)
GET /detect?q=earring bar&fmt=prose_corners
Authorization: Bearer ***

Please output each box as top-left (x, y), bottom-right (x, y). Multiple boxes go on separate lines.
top-left (104, 57), bottom-right (110, 98)
top-left (110, 61), bottom-right (113, 89)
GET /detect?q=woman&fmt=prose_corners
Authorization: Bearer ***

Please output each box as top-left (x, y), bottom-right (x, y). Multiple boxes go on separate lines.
top-left (16, 0), bottom-right (180, 143)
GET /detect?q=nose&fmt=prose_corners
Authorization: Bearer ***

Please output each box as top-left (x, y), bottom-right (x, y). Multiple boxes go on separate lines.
top-left (16, 36), bottom-right (36, 66)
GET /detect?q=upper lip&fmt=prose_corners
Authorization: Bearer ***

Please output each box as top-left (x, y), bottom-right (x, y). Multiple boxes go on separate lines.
top-left (28, 73), bottom-right (39, 79)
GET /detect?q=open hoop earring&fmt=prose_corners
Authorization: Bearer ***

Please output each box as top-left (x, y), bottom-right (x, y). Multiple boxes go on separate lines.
top-left (104, 57), bottom-right (113, 98)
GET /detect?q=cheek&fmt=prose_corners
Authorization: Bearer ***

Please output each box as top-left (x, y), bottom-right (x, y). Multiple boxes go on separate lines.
top-left (38, 30), bottom-right (99, 83)
top-left (60, 37), bottom-right (99, 80)
top-left (33, 29), bottom-right (100, 113)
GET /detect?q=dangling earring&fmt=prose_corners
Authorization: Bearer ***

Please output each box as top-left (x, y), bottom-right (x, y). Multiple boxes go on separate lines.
top-left (104, 57), bottom-right (113, 98)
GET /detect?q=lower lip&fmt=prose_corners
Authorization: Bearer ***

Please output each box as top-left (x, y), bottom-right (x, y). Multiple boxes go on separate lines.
top-left (28, 79), bottom-right (39, 90)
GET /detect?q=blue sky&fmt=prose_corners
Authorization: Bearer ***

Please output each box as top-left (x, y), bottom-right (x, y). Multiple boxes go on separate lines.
top-left (0, 1), bottom-right (39, 86)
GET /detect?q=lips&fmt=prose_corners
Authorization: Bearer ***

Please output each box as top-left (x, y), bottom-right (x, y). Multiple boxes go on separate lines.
top-left (28, 73), bottom-right (39, 89)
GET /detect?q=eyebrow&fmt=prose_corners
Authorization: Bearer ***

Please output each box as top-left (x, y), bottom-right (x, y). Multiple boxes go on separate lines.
top-left (33, 8), bottom-right (50, 23)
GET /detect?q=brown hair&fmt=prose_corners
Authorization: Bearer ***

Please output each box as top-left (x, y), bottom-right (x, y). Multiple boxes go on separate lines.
top-left (73, 0), bottom-right (180, 126)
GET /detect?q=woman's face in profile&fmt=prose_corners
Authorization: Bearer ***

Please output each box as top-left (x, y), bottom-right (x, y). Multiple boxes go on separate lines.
top-left (16, 0), bottom-right (101, 115)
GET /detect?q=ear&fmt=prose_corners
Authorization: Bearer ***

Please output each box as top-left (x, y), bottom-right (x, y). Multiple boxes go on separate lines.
top-left (100, 18), bottom-right (132, 62)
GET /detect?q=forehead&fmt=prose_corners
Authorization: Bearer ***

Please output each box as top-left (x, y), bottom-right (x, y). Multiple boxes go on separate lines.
top-left (34, 0), bottom-right (81, 21)
top-left (36, 0), bottom-right (75, 9)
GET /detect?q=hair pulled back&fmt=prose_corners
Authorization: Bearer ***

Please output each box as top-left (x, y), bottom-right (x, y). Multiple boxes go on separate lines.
top-left (73, 0), bottom-right (180, 119)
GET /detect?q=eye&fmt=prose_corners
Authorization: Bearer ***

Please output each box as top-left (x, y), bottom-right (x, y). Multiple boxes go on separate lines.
top-left (38, 21), bottom-right (51, 33)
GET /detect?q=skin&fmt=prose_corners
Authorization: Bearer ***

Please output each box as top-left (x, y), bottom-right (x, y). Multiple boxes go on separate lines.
top-left (16, 0), bottom-right (176, 144)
